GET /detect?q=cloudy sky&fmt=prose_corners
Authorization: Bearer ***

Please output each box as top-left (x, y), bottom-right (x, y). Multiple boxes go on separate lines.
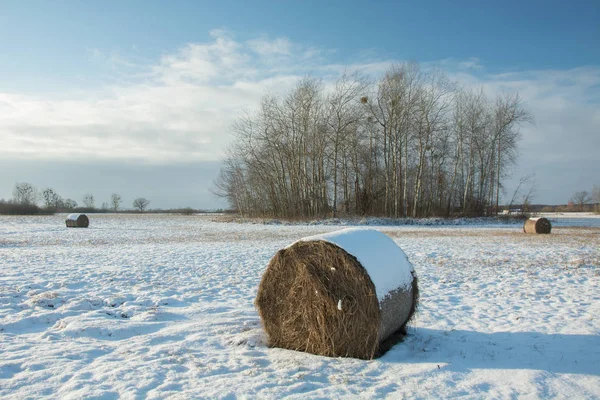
top-left (1, 0), bottom-right (598, 209)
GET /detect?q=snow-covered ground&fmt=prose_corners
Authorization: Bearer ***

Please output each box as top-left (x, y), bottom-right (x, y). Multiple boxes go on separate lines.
top-left (1, 214), bottom-right (599, 399)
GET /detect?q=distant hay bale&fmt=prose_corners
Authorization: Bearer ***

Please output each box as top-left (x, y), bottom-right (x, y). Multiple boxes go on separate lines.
top-left (65, 213), bottom-right (89, 228)
top-left (523, 217), bottom-right (551, 234)
top-left (255, 228), bottom-right (418, 360)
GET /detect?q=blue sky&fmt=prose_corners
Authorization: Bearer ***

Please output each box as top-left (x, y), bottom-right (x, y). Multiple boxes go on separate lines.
top-left (0, 1), bottom-right (598, 208)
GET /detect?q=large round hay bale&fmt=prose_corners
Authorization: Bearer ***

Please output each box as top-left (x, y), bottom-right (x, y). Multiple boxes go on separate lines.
top-left (523, 217), bottom-right (551, 234)
top-left (255, 228), bottom-right (418, 359)
top-left (65, 213), bottom-right (89, 228)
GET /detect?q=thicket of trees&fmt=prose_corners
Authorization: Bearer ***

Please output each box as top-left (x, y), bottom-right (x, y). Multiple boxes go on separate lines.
top-left (569, 187), bottom-right (600, 213)
top-left (215, 63), bottom-right (532, 218)
top-left (570, 191), bottom-right (592, 211)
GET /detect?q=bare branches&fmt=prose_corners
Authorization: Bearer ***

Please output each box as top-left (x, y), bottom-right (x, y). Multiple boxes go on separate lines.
top-left (13, 182), bottom-right (38, 206)
top-left (570, 191), bottom-right (592, 211)
top-left (133, 198), bottom-right (150, 212)
top-left (111, 193), bottom-right (122, 212)
top-left (215, 62), bottom-right (531, 218)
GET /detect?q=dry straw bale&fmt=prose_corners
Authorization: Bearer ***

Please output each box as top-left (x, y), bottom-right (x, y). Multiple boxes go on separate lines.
top-left (523, 217), bottom-right (551, 234)
top-left (65, 213), bottom-right (89, 228)
top-left (255, 231), bottom-right (417, 360)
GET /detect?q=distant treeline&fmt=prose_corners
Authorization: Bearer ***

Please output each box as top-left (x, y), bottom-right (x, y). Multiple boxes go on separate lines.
top-left (1, 182), bottom-right (230, 215)
top-left (215, 62), bottom-right (532, 219)
top-left (134, 208), bottom-right (234, 215)
top-left (531, 204), bottom-right (599, 213)
top-left (0, 201), bottom-right (109, 215)
top-left (0, 199), bottom-right (231, 216)
top-left (0, 200), bottom-right (54, 215)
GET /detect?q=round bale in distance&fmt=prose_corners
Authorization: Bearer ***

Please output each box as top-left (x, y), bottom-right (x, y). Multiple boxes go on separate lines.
top-left (255, 228), bottom-right (418, 360)
top-left (65, 213), bottom-right (90, 228)
top-left (523, 217), bottom-right (551, 234)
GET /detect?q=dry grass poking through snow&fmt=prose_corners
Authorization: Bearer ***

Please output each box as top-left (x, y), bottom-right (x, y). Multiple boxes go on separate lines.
top-left (256, 241), bottom-right (382, 359)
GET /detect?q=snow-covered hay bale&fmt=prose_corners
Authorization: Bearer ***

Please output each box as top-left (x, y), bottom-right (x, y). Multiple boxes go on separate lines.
top-left (255, 228), bottom-right (418, 360)
top-left (65, 213), bottom-right (89, 228)
top-left (523, 217), bottom-right (551, 234)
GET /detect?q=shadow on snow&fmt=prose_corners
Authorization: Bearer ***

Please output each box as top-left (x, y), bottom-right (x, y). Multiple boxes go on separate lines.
top-left (383, 328), bottom-right (600, 376)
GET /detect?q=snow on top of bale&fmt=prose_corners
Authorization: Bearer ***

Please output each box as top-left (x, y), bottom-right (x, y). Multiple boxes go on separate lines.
top-left (293, 228), bottom-right (414, 300)
top-left (67, 213), bottom-right (84, 221)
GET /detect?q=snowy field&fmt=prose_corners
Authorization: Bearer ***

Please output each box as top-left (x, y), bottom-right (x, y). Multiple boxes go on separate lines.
top-left (1, 214), bottom-right (599, 399)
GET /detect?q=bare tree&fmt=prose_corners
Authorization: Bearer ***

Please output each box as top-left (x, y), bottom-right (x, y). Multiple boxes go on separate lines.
top-left (82, 193), bottom-right (95, 209)
top-left (13, 182), bottom-right (38, 205)
top-left (111, 193), bottom-right (122, 212)
top-left (42, 188), bottom-right (61, 208)
top-left (570, 191), bottom-right (592, 211)
top-left (507, 173), bottom-right (536, 213)
top-left (521, 180), bottom-right (536, 215)
top-left (410, 68), bottom-right (454, 217)
top-left (326, 72), bottom-right (369, 217)
top-left (593, 185), bottom-right (600, 214)
top-left (491, 93), bottom-right (533, 214)
top-left (133, 198), bottom-right (150, 212)
top-left (63, 198), bottom-right (77, 209)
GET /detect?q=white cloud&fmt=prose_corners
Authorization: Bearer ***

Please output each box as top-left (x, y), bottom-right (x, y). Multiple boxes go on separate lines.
top-left (0, 30), bottom-right (315, 163)
top-left (437, 57), bottom-right (483, 71)
top-left (449, 66), bottom-right (600, 164)
top-left (247, 36), bottom-right (292, 56)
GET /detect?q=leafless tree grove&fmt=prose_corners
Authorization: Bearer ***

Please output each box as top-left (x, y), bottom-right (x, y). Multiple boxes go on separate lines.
top-left (215, 63), bottom-right (532, 218)
top-left (42, 188), bottom-right (63, 209)
top-left (82, 193), bottom-right (95, 209)
top-left (13, 182), bottom-right (38, 205)
top-left (570, 191), bottom-right (592, 211)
